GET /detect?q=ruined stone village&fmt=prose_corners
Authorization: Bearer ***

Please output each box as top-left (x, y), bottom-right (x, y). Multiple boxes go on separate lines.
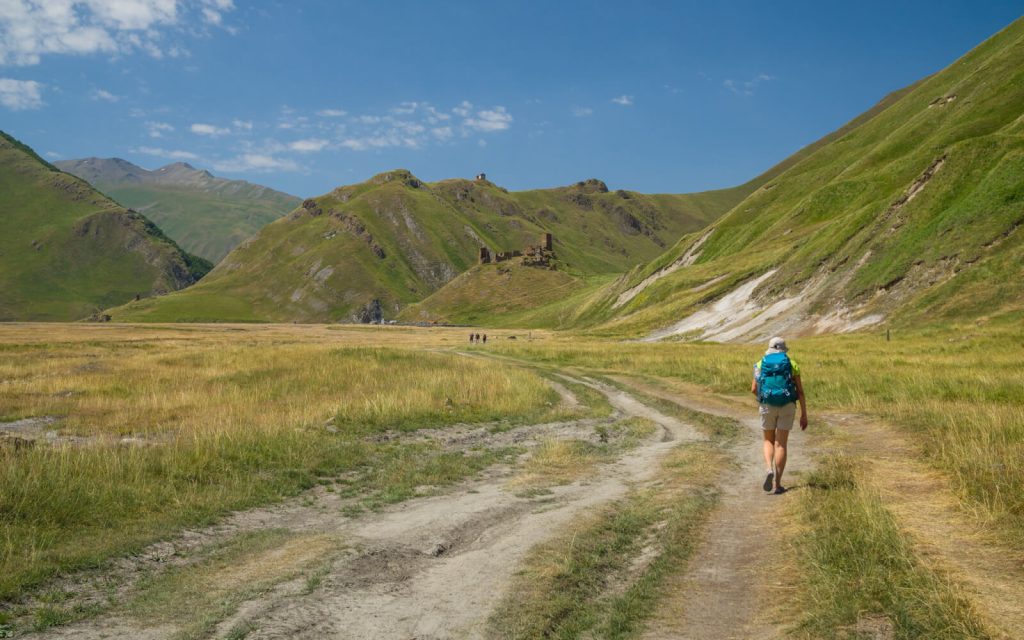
top-left (478, 231), bottom-right (556, 268)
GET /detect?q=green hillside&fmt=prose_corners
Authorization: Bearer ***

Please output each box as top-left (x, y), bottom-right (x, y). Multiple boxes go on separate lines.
top-left (572, 17), bottom-right (1024, 340)
top-left (56, 158), bottom-right (300, 263)
top-left (398, 257), bottom-right (586, 326)
top-left (0, 132), bottom-right (210, 321)
top-left (110, 171), bottom-right (746, 323)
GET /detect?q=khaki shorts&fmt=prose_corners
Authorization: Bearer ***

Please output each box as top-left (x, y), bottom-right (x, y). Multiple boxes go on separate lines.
top-left (760, 402), bottom-right (797, 431)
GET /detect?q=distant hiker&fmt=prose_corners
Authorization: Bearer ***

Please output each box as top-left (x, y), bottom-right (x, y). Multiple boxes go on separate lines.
top-left (751, 336), bottom-right (807, 494)
top-left (482, 334), bottom-right (487, 344)
top-left (469, 333), bottom-right (475, 344)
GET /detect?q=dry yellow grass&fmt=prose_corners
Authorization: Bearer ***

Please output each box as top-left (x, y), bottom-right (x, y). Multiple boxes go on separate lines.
top-left (0, 323), bottom-right (562, 601)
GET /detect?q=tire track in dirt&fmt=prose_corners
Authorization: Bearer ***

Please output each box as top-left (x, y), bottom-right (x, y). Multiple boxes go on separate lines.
top-left (214, 377), bottom-right (703, 640)
top-left (613, 377), bottom-right (812, 640)
top-left (27, 376), bottom-right (703, 640)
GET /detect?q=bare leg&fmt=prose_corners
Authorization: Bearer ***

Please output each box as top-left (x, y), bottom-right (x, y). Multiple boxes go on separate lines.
top-left (762, 429), bottom-right (776, 472)
top-left (773, 429), bottom-right (791, 490)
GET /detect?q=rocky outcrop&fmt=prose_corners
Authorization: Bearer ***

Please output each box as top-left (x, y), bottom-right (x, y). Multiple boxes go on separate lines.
top-left (353, 298), bottom-right (383, 323)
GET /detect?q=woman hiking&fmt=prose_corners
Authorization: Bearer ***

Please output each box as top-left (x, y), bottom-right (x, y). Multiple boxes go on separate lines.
top-left (751, 336), bottom-right (808, 494)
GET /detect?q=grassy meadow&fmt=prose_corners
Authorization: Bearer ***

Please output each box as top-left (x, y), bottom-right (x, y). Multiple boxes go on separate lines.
top-left (0, 323), bottom-right (568, 601)
top-left (2, 318), bottom-right (1022, 638)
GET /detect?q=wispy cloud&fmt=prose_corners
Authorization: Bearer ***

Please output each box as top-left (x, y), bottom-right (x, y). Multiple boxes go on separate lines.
top-left (135, 146), bottom-right (200, 161)
top-left (212, 153), bottom-right (299, 173)
top-left (146, 121), bottom-right (174, 138)
top-left (0, 0), bottom-right (237, 66)
top-left (316, 108), bottom-right (347, 117)
top-left (190, 122), bottom-right (230, 136)
top-left (611, 94), bottom-right (634, 106)
top-left (464, 106), bottom-right (512, 132)
top-left (0, 77), bottom-right (43, 110)
top-left (45, 150), bottom-right (61, 159)
top-left (337, 100), bottom-right (512, 152)
top-left (572, 106), bottom-right (593, 117)
top-left (91, 88), bottom-right (120, 102)
top-left (289, 138), bottom-right (328, 152)
top-left (231, 118), bottom-right (253, 131)
top-left (724, 73), bottom-right (775, 96)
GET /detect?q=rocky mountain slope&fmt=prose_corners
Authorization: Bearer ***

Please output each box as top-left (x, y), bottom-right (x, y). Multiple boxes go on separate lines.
top-left (56, 157), bottom-right (300, 263)
top-left (109, 171), bottom-right (748, 323)
top-left (573, 17), bottom-right (1024, 340)
top-left (0, 132), bottom-right (210, 321)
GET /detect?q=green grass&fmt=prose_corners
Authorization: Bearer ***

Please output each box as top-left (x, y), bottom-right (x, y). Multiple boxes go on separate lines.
top-left (0, 131), bottom-right (208, 321)
top-left (572, 17), bottom-right (1024, 335)
top-left (793, 457), bottom-right (991, 639)
top-left (90, 183), bottom-right (298, 264)
top-left (398, 259), bottom-right (584, 326)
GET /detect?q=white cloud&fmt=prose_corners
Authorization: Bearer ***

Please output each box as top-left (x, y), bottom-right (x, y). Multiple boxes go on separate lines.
top-left (146, 121), bottom-right (174, 137)
top-left (200, 7), bottom-right (221, 25)
top-left (213, 153), bottom-right (299, 173)
top-left (334, 100), bottom-right (513, 152)
top-left (464, 106), bottom-right (512, 132)
top-left (424, 105), bottom-right (450, 123)
top-left (45, 150), bottom-right (61, 158)
top-left (611, 94), bottom-right (634, 106)
top-left (316, 108), bottom-right (347, 117)
top-left (339, 133), bottom-right (417, 152)
top-left (724, 73), bottom-right (775, 96)
top-left (0, 77), bottom-right (43, 109)
top-left (135, 145), bottom-right (199, 160)
top-left (190, 122), bottom-right (229, 136)
top-left (231, 118), bottom-right (252, 130)
top-left (91, 88), bottom-right (119, 102)
top-left (391, 101), bottom-right (418, 115)
top-left (0, 0), bottom-right (236, 66)
top-left (289, 138), bottom-right (328, 152)
top-left (572, 106), bottom-right (593, 117)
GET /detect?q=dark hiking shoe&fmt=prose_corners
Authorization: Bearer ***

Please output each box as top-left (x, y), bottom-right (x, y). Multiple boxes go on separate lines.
top-left (763, 471), bottom-right (774, 492)
top-left (773, 486), bottom-right (788, 495)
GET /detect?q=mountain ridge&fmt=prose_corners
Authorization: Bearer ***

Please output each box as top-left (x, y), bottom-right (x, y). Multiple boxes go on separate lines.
top-left (108, 168), bottom-right (750, 323)
top-left (0, 131), bottom-right (210, 321)
top-left (56, 157), bottom-right (301, 263)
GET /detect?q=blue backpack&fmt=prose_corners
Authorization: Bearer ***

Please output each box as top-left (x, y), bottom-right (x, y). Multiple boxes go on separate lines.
top-left (757, 353), bottom-right (797, 406)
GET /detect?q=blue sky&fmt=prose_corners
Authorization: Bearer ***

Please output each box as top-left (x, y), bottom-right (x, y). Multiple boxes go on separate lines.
top-left (2, 1), bottom-right (1022, 198)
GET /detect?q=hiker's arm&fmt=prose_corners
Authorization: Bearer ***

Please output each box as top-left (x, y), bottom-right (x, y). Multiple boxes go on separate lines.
top-left (750, 376), bottom-right (758, 396)
top-left (795, 375), bottom-right (808, 430)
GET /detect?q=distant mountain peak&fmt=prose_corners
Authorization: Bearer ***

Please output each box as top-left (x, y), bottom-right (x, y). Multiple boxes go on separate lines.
top-left (162, 161), bottom-right (196, 171)
top-left (55, 155), bottom-right (301, 263)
